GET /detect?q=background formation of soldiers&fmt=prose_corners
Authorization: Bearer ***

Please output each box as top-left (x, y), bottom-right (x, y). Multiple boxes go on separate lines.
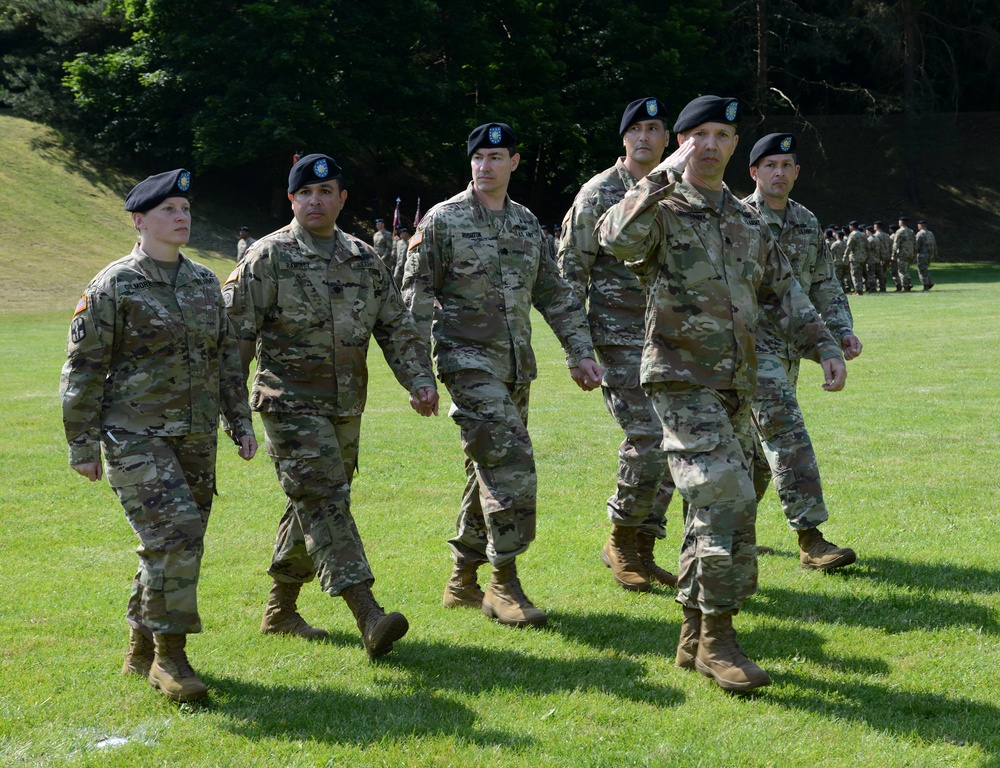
top-left (827, 217), bottom-right (938, 294)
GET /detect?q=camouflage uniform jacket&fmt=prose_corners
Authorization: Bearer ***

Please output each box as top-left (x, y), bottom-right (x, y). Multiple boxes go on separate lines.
top-left (557, 157), bottom-right (645, 348)
top-left (916, 229), bottom-right (937, 260)
top-left (392, 238), bottom-right (408, 286)
top-left (223, 219), bottom-right (435, 417)
top-left (893, 225), bottom-right (916, 262)
top-left (402, 183), bottom-right (594, 383)
top-left (872, 230), bottom-right (892, 262)
top-left (597, 168), bottom-right (842, 395)
top-left (829, 238), bottom-right (847, 266)
top-left (372, 228), bottom-right (393, 263)
top-left (742, 191), bottom-right (854, 362)
top-left (60, 245), bottom-right (252, 465)
top-left (844, 229), bottom-right (867, 262)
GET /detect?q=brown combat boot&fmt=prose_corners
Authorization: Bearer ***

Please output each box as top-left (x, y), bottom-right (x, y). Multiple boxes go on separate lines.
top-left (481, 561), bottom-right (548, 628)
top-left (148, 634), bottom-right (208, 702)
top-left (443, 560), bottom-right (486, 608)
top-left (600, 525), bottom-right (650, 592)
top-left (341, 581), bottom-right (408, 658)
top-left (798, 527), bottom-right (857, 571)
top-left (695, 612), bottom-right (771, 692)
top-left (675, 606), bottom-right (701, 671)
top-left (121, 626), bottom-right (154, 678)
top-left (636, 532), bottom-right (678, 587)
top-left (261, 579), bottom-right (329, 640)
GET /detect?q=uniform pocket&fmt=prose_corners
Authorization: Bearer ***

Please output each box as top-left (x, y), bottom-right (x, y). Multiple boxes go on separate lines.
top-left (105, 453), bottom-right (158, 487)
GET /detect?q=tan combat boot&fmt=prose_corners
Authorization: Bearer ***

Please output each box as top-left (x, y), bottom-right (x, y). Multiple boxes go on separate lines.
top-left (798, 527), bottom-right (857, 571)
top-left (121, 626), bottom-right (154, 677)
top-left (261, 579), bottom-right (329, 639)
top-left (636, 532), bottom-right (678, 587)
top-left (341, 581), bottom-right (409, 658)
top-left (481, 561), bottom-right (548, 628)
top-left (695, 612), bottom-right (771, 692)
top-left (443, 560), bottom-right (486, 608)
top-left (674, 606), bottom-right (701, 671)
top-left (600, 525), bottom-right (650, 592)
top-left (148, 634), bottom-right (208, 702)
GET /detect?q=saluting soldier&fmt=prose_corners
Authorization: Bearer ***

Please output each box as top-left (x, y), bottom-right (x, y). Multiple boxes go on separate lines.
top-left (61, 169), bottom-right (257, 703)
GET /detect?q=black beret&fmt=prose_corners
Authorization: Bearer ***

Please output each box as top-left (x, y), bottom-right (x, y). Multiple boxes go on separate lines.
top-left (749, 132), bottom-right (797, 166)
top-left (673, 96), bottom-right (740, 134)
top-left (898, 215), bottom-right (909, 222)
top-left (917, 219), bottom-right (927, 224)
top-left (125, 169), bottom-right (192, 212)
top-left (375, 218), bottom-right (384, 223)
top-left (850, 220), bottom-right (859, 227)
top-left (467, 122), bottom-right (517, 156)
top-left (874, 220), bottom-right (883, 226)
top-left (619, 97), bottom-right (668, 135)
top-left (288, 153), bottom-right (342, 194)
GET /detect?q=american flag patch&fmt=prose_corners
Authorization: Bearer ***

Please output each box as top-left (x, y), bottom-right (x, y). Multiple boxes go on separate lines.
top-left (73, 295), bottom-right (88, 316)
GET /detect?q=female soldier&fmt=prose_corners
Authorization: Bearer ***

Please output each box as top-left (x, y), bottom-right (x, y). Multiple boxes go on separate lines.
top-left (60, 169), bottom-right (257, 702)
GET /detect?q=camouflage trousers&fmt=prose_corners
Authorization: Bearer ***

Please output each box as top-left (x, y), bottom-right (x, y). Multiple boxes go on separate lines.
top-left (917, 254), bottom-right (932, 287)
top-left (750, 354), bottom-right (829, 531)
top-left (868, 258), bottom-right (887, 292)
top-left (834, 263), bottom-right (851, 294)
top-left (441, 370), bottom-right (536, 567)
top-left (849, 255), bottom-right (867, 294)
top-left (896, 257), bottom-right (914, 289)
top-left (259, 412), bottom-right (372, 596)
top-left (102, 431), bottom-right (217, 635)
top-left (597, 345), bottom-right (674, 537)
top-left (887, 256), bottom-right (902, 289)
top-left (645, 383), bottom-right (758, 615)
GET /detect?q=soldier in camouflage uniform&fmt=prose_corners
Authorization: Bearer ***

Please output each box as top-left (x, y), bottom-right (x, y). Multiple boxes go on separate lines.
top-left (844, 221), bottom-right (868, 295)
top-left (915, 220), bottom-right (937, 290)
top-left (864, 225), bottom-right (881, 293)
top-left (540, 224), bottom-right (556, 262)
top-left (390, 226), bottom-right (410, 288)
top-left (372, 218), bottom-right (392, 266)
top-left (599, 97), bottom-right (847, 692)
top-left (830, 230), bottom-right (850, 293)
top-left (224, 154), bottom-right (438, 659)
top-left (556, 97), bottom-right (677, 593)
top-left (742, 133), bottom-right (861, 573)
top-left (893, 216), bottom-right (916, 291)
top-left (873, 221), bottom-right (896, 291)
top-left (60, 169), bottom-right (258, 703)
top-left (402, 123), bottom-right (602, 629)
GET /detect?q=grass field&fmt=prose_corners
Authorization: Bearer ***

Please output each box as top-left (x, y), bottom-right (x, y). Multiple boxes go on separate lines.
top-left (1, 113), bottom-right (999, 766)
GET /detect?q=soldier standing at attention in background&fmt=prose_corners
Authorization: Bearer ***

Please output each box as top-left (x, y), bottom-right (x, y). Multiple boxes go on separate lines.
top-left (540, 223), bottom-right (556, 261)
top-left (915, 219), bottom-right (937, 291)
top-left (893, 215), bottom-right (916, 291)
top-left (224, 153), bottom-right (439, 659)
top-left (237, 226), bottom-right (256, 262)
top-left (599, 96), bottom-right (847, 691)
top-left (403, 122), bottom-right (602, 629)
top-left (873, 221), bottom-right (895, 291)
top-left (864, 225), bottom-right (881, 293)
top-left (830, 229), bottom-right (850, 293)
top-left (557, 97), bottom-right (678, 593)
top-left (372, 217), bottom-right (392, 266)
top-left (844, 220), bottom-right (868, 295)
top-left (741, 132), bottom-right (861, 571)
top-left (61, 169), bottom-right (258, 703)
top-left (392, 226), bottom-right (410, 287)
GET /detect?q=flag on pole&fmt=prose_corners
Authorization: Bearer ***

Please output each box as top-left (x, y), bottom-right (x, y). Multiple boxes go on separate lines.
top-left (392, 198), bottom-right (401, 230)
top-left (413, 197), bottom-right (422, 228)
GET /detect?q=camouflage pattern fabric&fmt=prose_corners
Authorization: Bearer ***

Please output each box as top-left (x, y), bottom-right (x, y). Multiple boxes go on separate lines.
top-left (61, 245), bottom-right (253, 466)
top-left (748, 354), bottom-right (828, 529)
top-left (260, 411), bottom-right (372, 595)
top-left (392, 237), bottom-right (408, 288)
top-left (224, 219), bottom-right (435, 417)
top-left (915, 228), bottom-right (937, 286)
top-left (645, 383), bottom-right (758, 615)
top-left (105, 432), bottom-right (217, 635)
top-left (844, 229), bottom-right (868, 294)
top-left (556, 158), bottom-right (673, 535)
top-left (597, 167), bottom-right (843, 396)
top-left (441, 370), bottom-right (536, 566)
top-left (892, 225), bottom-right (916, 289)
top-left (373, 228), bottom-right (393, 264)
top-left (864, 234), bottom-right (881, 292)
top-left (402, 182), bottom-right (594, 383)
top-left (829, 237), bottom-right (850, 293)
top-left (740, 192), bottom-right (852, 531)
top-left (873, 229), bottom-right (895, 289)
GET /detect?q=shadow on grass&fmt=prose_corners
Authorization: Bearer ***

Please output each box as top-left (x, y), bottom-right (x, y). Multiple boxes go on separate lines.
top-left (391, 637), bottom-right (684, 709)
top-left (552, 609), bottom-right (683, 659)
top-left (773, 665), bottom-right (1000, 761)
top-left (834, 555), bottom-right (1000, 595)
top-left (204, 675), bottom-right (529, 749)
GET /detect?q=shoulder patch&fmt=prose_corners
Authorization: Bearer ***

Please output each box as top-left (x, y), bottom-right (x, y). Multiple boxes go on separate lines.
top-left (408, 231), bottom-right (423, 249)
top-left (73, 295), bottom-right (88, 317)
top-left (70, 315), bottom-right (86, 343)
top-left (224, 268), bottom-right (239, 285)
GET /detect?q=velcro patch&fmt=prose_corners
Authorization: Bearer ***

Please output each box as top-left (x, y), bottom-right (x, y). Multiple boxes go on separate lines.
top-left (71, 316), bottom-right (86, 343)
top-left (224, 268), bottom-right (239, 285)
top-left (408, 231), bottom-right (423, 249)
top-left (73, 295), bottom-right (88, 317)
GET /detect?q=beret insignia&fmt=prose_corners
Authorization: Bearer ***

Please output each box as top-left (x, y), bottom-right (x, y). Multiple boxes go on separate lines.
top-left (780, 136), bottom-right (792, 152)
top-left (489, 126), bottom-right (502, 145)
top-left (645, 99), bottom-right (658, 117)
top-left (725, 101), bottom-right (739, 122)
top-left (314, 159), bottom-right (329, 179)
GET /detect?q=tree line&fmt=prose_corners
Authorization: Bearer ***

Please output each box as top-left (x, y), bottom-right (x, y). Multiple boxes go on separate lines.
top-left (2, 0), bottom-right (998, 224)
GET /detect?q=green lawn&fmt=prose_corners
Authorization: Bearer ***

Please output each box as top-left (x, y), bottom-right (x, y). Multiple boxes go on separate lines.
top-left (1, 262), bottom-right (998, 767)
